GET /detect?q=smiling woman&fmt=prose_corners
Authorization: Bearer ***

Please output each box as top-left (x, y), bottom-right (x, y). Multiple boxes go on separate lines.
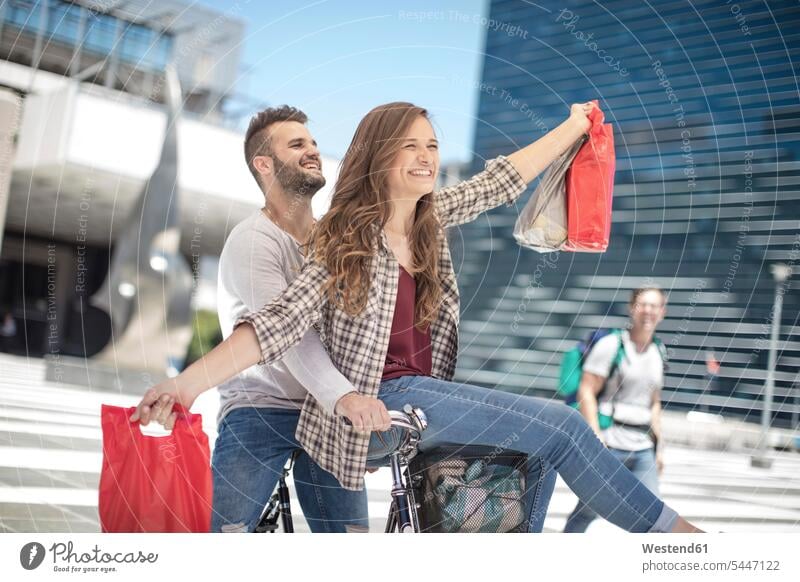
top-left (309, 103), bottom-right (444, 327)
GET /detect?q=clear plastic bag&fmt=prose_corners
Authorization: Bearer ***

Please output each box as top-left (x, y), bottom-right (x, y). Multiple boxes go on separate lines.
top-left (513, 135), bottom-right (586, 253)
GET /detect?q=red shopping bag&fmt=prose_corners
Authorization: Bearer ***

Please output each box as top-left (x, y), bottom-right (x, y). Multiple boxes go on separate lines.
top-left (99, 404), bottom-right (212, 532)
top-left (564, 100), bottom-right (615, 252)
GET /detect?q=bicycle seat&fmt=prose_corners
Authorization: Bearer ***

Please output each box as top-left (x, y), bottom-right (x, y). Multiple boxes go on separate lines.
top-left (365, 405), bottom-right (427, 469)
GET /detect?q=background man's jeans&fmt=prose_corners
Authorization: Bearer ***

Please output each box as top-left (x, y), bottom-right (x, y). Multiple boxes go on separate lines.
top-left (377, 375), bottom-right (678, 533)
top-left (564, 447), bottom-right (660, 533)
top-left (211, 407), bottom-right (369, 533)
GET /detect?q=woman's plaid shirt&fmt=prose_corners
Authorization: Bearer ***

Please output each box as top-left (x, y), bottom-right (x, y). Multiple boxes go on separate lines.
top-left (237, 156), bottom-right (527, 490)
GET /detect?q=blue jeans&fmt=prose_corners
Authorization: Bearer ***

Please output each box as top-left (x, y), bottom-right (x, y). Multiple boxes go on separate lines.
top-left (211, 407), bottom-right (369, 533)
top-left (377, 376), bottom-right (678, 533)
top-left (564, 447), bottom-right (660, 533)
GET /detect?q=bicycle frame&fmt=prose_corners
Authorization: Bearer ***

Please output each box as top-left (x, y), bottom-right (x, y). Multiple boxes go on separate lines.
top-left (383, 405), bottom-right (427, 533)
top-left (254, 405), bottom-right (427, 533)
top-left (254, 452), bottom-right (296, 533)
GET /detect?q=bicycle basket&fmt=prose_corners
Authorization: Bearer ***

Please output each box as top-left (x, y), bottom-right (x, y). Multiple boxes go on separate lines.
top-left (409, 445), bottom-right (528, 533)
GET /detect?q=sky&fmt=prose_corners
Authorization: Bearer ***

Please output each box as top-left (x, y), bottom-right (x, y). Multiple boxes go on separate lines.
top-left (193, 0), bottom-right (488, 164)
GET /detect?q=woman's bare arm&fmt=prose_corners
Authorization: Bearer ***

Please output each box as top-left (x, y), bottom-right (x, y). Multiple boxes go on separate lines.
top-left (434, 103), bottom-right (595, 228)
top-left (132, 259), bottom-right (330, 428)
top-left (506, 104), bottom-right (593, 182)
top-left (130, 323), bottom-right (261, 426)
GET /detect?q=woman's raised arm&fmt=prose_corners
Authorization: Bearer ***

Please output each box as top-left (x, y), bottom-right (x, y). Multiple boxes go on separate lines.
top-left (505, 103), bottom-right (593, 183)
top-left (435, 102), bottom-right (594, 228)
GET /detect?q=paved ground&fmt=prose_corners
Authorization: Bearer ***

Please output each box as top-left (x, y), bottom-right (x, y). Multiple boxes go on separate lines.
top-left (1, 353), bottom-right (798, 533)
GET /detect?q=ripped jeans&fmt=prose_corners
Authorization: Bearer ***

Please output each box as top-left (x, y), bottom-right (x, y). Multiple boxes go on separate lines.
top-left (210, 407), bottom-right (369, 533)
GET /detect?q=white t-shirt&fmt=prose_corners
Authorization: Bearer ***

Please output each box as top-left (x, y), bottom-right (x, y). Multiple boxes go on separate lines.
top-left (215, 211), bottom-right (355, 425)
top-left (582, 330), bottom-right (663, 451)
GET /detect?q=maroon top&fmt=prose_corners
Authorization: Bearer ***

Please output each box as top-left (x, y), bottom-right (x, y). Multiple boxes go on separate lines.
top-left (382, 266), bottom-right (433, 381)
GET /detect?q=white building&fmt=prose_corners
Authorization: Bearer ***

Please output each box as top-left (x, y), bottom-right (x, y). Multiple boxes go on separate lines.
top-left (0, 0), bottom-right (338, 359)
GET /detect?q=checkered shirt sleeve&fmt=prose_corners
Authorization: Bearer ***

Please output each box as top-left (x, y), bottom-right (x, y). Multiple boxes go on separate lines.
top-left (434, 155), bottom-right (528, 228)
top-left (235, 259), bottom-right (330, 367)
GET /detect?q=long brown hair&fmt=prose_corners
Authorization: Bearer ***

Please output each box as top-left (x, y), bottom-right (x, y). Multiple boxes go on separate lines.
top-left (308, 102), bottom-right (442, 329)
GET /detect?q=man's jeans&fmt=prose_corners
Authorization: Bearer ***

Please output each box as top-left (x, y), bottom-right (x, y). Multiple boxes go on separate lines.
top-left (211, 407), bottom-right (369, 533)
top-left (377, 375), bottom-right (678, 533)
top-left (564, 447), bottom-right (660, 533)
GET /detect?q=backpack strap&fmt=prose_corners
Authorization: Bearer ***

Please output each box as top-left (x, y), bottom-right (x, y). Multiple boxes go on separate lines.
top-left (652, 336), bottom-right (669, 372)
top-left (606, 329), bottom-right (626, 380)
top-left (596, 329), bottom-right (625, 402)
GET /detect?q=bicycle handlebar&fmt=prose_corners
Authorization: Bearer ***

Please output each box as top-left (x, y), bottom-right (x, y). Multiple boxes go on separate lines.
top-left (387, 410), bottom-right (421, 434)
top-left (342, 408), bottom-right (426, 436)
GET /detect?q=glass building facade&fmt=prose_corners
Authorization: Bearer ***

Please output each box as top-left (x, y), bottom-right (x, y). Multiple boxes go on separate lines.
top-left (1, 1), bottom-right (174, 96)
top-left (454, 0), bottom-right (799, 428)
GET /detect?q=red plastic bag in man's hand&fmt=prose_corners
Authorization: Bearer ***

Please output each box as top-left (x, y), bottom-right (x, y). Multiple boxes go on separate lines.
top-left (564, 99), bottom-right (616, 252)
top-left (99, 404), bottom-right (212, 532)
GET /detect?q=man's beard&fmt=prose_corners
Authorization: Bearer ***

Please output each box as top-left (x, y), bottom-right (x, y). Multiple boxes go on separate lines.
top-left (271, 154), bottom-right (326, 197)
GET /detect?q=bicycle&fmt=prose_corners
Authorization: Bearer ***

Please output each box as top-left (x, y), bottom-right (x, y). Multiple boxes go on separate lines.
top-left (255, 404), bottom-right (428, 533)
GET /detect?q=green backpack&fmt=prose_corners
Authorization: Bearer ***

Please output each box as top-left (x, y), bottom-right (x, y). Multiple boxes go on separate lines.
top-left (557, 329), bottom-right (666, 430)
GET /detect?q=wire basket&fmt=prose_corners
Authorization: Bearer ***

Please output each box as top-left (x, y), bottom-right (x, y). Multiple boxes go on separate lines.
top-left (409, 445), bottom-right (528, 533)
